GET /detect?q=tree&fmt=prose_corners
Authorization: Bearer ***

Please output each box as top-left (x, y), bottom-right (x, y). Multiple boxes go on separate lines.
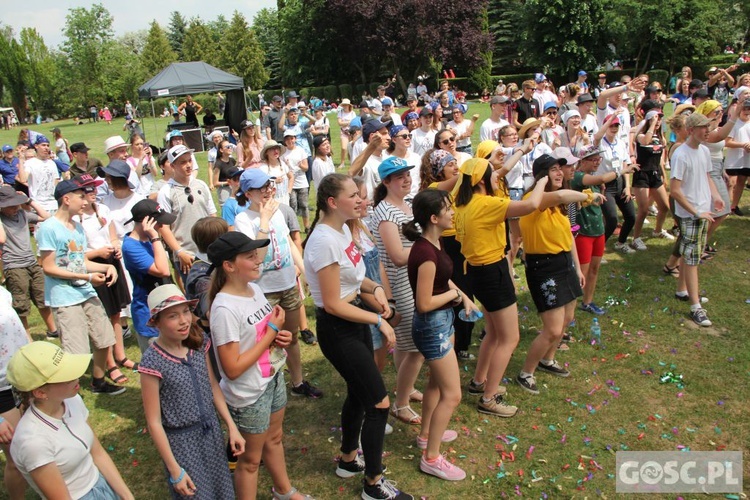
top-left (141, 21), bottom-right (177, 77)
top-left (182, 19), bottom-right (219, 63)
top-left (253, 8), bottom-right (282, 88)
top-left (60, 4), bottom-right (114, 106)
top-left (207, 15), bottom-right (230, 45)
top-left (101, 39), bottom-right (147, 106)
top-left (519, 0), bottom-right (612, 78)
top-left (0, 26), bottom-right (29, 120)
top-left (167, 11), bottom-right (187, 59)
top-left (487, 0), bottom-right (525, 72)
top-left (219, 12), bottom-right (268, 90)
top-left (18, 28), bottom-right (56, 115)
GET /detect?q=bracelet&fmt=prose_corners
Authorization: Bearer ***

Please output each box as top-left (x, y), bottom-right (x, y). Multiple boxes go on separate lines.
top-left (87, 273), bottom-right (92, 283)
top-left (455, 289), bottom-right (461, 301)
top-left (169, 468), bottom-right (185, 485)
top-left (257, 228), bottom-right (269, 234)
top-left (150, 237), bottom-right (162, 243)
top-left (175, 248), bottom-right (183, 256)
top-left (372, 285), bottom-right (384, 294)
top-left (267, 322), bottom-right (279, 333)
top-left (376, 314), bottom-right (382, 329)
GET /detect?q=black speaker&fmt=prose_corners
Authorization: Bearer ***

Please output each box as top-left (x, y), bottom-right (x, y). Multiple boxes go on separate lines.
top-left (180, 128), bottom-right (204, 152)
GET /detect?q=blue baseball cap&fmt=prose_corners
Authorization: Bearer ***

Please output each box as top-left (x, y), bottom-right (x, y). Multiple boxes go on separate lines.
top-left (543, 101), bottom-right (559, 112)
top-left (349, 116), bottom-right (362, 130)
top-left (362, 119), bottom-right (390, 143)
top-left (239, 168), bottom-right (271, 193)
top-left (381, 97), bottom-right (393, 106)
top-left (167, 130), bottom-right (183, 139)
top-left (578, 70), bottom-right (587, 76)
top-left (2, 144), bottom-right (13, 152)
top-left (378, 156), bottom-right (411, 180)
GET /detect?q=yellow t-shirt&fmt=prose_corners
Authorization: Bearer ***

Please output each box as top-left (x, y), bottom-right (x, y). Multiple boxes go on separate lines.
top-left (518, 194), bottom-right (572, 255)
top-left (454, 194), bottom-right (510, 265)
top-left (428, 181), bottom-right (457, 238)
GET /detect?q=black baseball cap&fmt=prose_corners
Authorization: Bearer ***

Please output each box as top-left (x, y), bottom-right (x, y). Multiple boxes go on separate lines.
top-left (532, 154), bottom-right (566, 178)
top-left (207, 232), bottom-right (269, 273)
top-left (69, 142), bottom-right (90, 154)
top-left (125, 199), bottom-right (177, 225)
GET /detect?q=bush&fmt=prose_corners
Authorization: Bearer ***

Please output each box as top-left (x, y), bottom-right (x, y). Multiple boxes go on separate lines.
top-left (646, 70), bottom-right (669, 86)
top-left (338, 84), bottom-right (353, 102)
top-left (323, 85), bottom-right (339, 103)
top-left (299, 88), bottom-right (311, 101)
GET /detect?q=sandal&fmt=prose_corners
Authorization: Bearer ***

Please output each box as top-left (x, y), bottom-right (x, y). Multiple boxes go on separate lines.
top-left (408, 389), bottom-right (423, 403)
top-left (117, 357), bottom-right (139, 371)
top-left (704, 245), bottom-right (717, 254)
top-left (390, 404), bottom-right (421, 425)
top-left (272, 486), bottom-right (314, 500)
top-left (662, 264), bottom-right (680, 277)
top-left (106, 366), bottom-right (128, 384)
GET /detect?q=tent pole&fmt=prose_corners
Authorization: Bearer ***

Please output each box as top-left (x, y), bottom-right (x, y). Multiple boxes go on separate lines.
top-left (151, 99), bottom-right (158, 146)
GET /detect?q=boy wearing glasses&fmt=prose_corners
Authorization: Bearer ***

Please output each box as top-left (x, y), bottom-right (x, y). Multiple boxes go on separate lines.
top-left (157, 145), bottom-right (217, 281)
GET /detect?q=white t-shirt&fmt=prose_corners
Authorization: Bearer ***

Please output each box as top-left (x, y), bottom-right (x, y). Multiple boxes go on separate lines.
top-left (362, 155), bottom-right (383, 202)
top-left (210, 283), bottom-right (282, 406)
top-left (282, 147), bottom-right (309, 189)
top-left (100, 191), bottom-right (145, 241)
top-left (304, 224), bottom-right (365, 308)
top-left (449, 119), bottom-right (471, 148)
top-left (480, 117), bottom-right (509, 142)
top-left (411, 128), bottom-right (436, 158)
top-left (234, 209), bottom-right (296, 293)
top-left (386, 112), bottom-right (403, 126)
top-left (0, 286), bottom-right (28, 390)
top-left (581, 113), bottom-right (599, 140)
top-left (24, 158), bottom-right (60, 212)
top-left (350, 137), bottom-right (366, 163)
top-left (12, 395), bottom-right (99, 499)
top-left (597, 136), bottom-right (631, 176)
top-left (670, 143), bottom-right (712, 219)
top-left (259, 162), bottom-right (290, 205)
top-left (337, 109), bottom-right (356, 130)
top-left (311, 156), bottom-right (335, 187)
top-left (725, 118), bottom-right (750, 170)
top-left (76, 205), bottom-right (113, 250)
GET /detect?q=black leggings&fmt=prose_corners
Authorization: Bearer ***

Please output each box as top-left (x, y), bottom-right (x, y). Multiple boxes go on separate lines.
top-left (442, 235), bottom-right (474, 352)
top-left (316, 307), bottom-right (388, 478)
top-left (602, 177), bottom-right (636, 243)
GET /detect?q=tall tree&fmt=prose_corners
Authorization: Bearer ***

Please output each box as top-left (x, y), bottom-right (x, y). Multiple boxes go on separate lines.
top-left (0, 26), bottom-right (29, 120)
top-left (520, 0), bottom-right (612, 77)
top-left (219, 11), bottom-right (268, 90)
top-left (207, 15), bottom-right (230, 45)
top-left (182, 19), bottom-right (219, 63)
top-left (141, 21), bottom-right (177, 77)
top-left (487, 0), bottom-right (524, 72)
top-left (61, 3), bottom-right (114, 107)
top-left (101, 39), bottom-right (147, 106)
top-left (18, 28), bottom-right (56, 114)
top-left (252, 8), bottom-right (282, 88)
top-left (167, 11), bottom-right (187, 59)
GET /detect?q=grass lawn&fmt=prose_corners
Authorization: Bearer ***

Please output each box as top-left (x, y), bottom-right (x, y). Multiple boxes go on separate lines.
top-left (0, 107), bottom-right (748, 499)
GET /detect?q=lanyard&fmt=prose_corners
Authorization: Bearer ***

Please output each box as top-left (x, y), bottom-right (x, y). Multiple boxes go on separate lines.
top-left (602, 136), bottom-right (619, 161)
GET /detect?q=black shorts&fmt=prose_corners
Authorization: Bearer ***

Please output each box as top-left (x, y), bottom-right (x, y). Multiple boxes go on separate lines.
top-left (0, 388), bottom-right (19, 413)
top-left (467, 260), bottom-right (517, 312)
top-left (632, 169), bottom-right (663, 189)
top-left (725, 168), bottom-right (750, 177)
top-left (525, 252), bottom-right (582, 313)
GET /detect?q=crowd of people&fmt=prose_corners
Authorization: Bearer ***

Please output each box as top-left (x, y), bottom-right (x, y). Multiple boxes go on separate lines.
top-left (0, 63), bottom-right (748, 499)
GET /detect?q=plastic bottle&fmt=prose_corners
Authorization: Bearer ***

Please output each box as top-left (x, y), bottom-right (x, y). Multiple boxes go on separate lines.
top-left (458, 309), bottom-right (484, 322)
top-left (590, 317), bottom-right (603, 348)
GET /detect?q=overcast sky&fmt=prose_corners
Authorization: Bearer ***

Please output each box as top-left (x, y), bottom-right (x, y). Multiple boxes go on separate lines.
top-left (4, 0), bottom-right (277, 48)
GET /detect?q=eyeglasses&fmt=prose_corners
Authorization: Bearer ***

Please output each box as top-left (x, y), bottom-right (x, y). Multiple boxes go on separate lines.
top-left (254, 182), bottom-right (273, 193)
top-left (440, 137), bottom-right (455, 145)
top-left (395, 134), bottom-right (412, 139)
top-left (527, 87), bottom-right (537, 91)
top-left (652, 89), bottom-right (663, 93)
top-left (184, 187), bottom-right (194, 204)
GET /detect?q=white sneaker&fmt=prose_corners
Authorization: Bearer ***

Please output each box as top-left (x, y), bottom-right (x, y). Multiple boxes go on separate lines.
top-left (615, 241), bottom-right (636, 254)
top-left (653, 230), bottom-right (676, 241)
top-left (384, 422), bottom-right (393, 435)
top-left (631, 237), bottom-right (648, 251)
top-left (648, 205), bottom-right (659, 216)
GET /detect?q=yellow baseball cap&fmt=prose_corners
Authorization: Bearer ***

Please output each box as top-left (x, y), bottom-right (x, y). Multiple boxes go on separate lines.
top-left (7, 342), bottom-right (91, 392)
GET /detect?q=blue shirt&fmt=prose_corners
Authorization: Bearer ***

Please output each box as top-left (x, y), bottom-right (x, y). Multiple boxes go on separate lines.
top-left (121, 237), bottom-right (159, 338)
top-left (36, 218), bottom-right (97, 307)
top-left (221, 198), bottom-right (244, 227)
top-left (0, 157), bottom-right (18, 184)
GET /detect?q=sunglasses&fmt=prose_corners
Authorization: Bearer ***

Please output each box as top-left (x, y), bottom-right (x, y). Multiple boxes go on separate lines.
top-left (395, 133), bottom-right (412, 139)
top-left (545, 111), bottom-right (558, 116)
top-left (184, 187), bottom-right (194, 204)
top-left (440, 137), bottom-right (455, 145)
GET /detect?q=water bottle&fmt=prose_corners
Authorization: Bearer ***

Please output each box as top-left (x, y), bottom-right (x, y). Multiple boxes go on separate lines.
top-left (589, 317), bottom-right (603, 349)
top-left (458, 309), bottom-right (484, 322)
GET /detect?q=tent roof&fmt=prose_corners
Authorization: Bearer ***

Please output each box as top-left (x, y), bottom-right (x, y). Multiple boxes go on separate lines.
top-left (138, 61), bottom-right (244, 99)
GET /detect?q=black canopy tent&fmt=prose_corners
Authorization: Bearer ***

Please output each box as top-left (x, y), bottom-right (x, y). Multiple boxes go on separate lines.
top-left (137, 61), bottom-right (247, 146)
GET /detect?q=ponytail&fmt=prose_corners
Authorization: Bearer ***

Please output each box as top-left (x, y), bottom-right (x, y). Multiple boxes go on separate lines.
top-left (372, 183), bottom-right (388, 207)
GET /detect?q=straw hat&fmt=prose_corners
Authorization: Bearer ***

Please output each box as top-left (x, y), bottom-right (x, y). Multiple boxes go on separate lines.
top-left (518, 118), bottom-right (542, 139)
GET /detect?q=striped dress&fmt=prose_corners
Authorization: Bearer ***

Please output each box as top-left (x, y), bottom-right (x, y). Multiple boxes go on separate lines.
top-left (370, 200), bottom-right (417, 352)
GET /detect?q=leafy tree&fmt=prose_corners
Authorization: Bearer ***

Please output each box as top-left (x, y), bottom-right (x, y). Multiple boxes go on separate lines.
top-left (119, 30), bottom-right (147, 56)
top-left (207, 15), bottom-right (229, 45)
top-left (141, 21), bottom-right (177, 77)
top-left (468, 7), bottom-right (494, 93)
top-left (0, 26), bottom-right (29, 120)
top-left (519, 0), bottom-right (612, 78)
top-left (487, 0), bottom-right (524, 71)
top-left (219, 12), bottom-right (268, 90)
top-left (18, 28), bottom-right (56, 114)
top-left (167, 11), bottom-right (187, 59)
top-left (60, 4), bottom-right (114, 107)
top-left (252, 8), bottom-right (282, 88)
top-left (101, 39), bottom-right (147, 106)
top-left (182, 19), bottom-right (219, 63)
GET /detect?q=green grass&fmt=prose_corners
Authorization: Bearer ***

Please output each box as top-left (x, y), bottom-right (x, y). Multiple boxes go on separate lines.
top-left (1, 107), bottom-right (749, 499)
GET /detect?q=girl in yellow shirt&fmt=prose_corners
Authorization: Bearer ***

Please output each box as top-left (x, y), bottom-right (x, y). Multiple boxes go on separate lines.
top-left (516, 154), bottom-right (604, 395)
top-left (453, 158), bottom-right (546, 417)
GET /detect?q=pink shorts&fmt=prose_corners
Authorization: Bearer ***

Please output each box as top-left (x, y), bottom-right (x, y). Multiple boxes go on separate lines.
top-left (575, 234), bottom-right (605, 265)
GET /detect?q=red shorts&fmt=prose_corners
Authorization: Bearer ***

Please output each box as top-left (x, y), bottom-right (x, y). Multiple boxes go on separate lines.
top-left (575, 234), bottom-right (605, 265)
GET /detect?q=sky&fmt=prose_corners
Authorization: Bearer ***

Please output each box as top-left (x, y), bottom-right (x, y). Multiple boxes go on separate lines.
top-left (4, 0), bottom-right (277, 48)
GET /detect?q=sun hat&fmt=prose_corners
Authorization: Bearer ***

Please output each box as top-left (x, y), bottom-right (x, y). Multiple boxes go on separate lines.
top-left (532, 153), bottom-right (566, 178)
top-left (378, 156), bottom-right (411, 180)
top-left (260, 140), bottom-right (284, 162)
top-left (0, 185), bottom-right (29, 207)
top-left (208, 130), bottom-right (224, 140)
top-left (125, 198), bottom-right (177, 226)
top-left (674, 104), bottom-right (696, 116)
top-left (7, 341), bottom-right (91, 392)
top-left (341, 98), bottom-right (352, 107)
top-left (518, 118), bottom-right (542, 139)
top-left (577, 145), bottom-right (603, 160)
top-left (147, 284), bottom-right (199, 325)
top-left (206, 232), bottom-right (270, 274)
top-left (104, 136), bottom-right (128, 154)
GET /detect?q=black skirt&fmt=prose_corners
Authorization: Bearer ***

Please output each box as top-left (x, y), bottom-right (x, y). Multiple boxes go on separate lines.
top-left (525, 251), bottom-right (582, 313)
top-left (91, 255), bottom-right (132, 316)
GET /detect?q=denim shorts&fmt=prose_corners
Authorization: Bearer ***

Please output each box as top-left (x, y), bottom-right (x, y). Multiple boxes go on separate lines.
top-left (412, 308), bottom-right (455, 361)
top-left (228, 371), bottom-right (287, 434)
top-left (79, 473), bottom-right (117, 500)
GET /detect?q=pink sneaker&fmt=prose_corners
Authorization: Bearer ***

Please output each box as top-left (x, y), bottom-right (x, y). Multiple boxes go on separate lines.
top-left (416, 429), bottom-right (458, 449)
top-left (419, 453), bottom-right (466, 481)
